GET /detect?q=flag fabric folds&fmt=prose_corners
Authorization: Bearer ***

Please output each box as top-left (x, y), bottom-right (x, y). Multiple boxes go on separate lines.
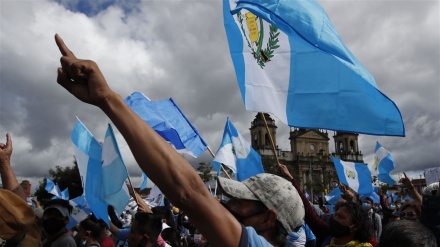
top-left (146, 185), bottom-right (165, 208)
top-left (71, 119), bottom-right (109, 226)
top-left (223, 0), bottom-right (404, 137)
top-left (212, 118), bottom-right (264, 181)
top-left (372, 142), bottom-right (396, 185)
top-left (140, 173), bottom-right (148, 191)
top-left (332, 156), bottom-right (373, 195)
top-left (102, 124), bottom-right (130, 216)
top-left (124, 92), bottom-right (207, 157)
top-left (66, 195), bottom-right (93, 230)
top-left (45, 178), bottom-right (62, 198)
top-left (324, 187), bottom-right (342, 205)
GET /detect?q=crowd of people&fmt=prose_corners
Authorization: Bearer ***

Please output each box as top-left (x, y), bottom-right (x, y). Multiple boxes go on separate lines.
top-left (0, 34), bottom-right (439, 247)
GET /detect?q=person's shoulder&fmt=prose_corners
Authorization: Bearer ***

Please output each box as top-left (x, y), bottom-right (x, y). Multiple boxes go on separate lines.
top-left (52, 232), bottom-right (76, 246)
top-left (245, 226), bottom-right (273, 247)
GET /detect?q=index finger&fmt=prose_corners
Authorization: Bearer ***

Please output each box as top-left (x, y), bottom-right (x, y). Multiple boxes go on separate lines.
top-left (55, 34), bottom-right (76, 58)
top-left (403, 172), bottom-right (408, 179)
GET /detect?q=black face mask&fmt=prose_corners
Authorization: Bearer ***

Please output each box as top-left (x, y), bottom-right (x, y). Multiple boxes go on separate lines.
top-left (328, 218), bottom-right (353, 238)
top-left (42, 218), bottom-right (65, 235)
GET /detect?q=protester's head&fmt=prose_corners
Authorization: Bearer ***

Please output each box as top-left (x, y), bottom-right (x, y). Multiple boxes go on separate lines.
top-left (42, 198), bottom-right (72, 236)
top-left (0, 189), bottom-right (35, 241)
top-left (128, 212), bottom-right (162, 247)
top-left (380, 220), bottom-right (437, 247)
top-left (152, 205), bottom-right (175, 229)
top-left (161, 228), bottom-right (181, 247)
top-left (399, 202), bottom-right (421, 221)
top-left (362, 197), bottom-right (373, 211)
top-left (218, 173), bottom-right (304, 246)
top-left (78, 216), bottom-right (101, 243)
top-left (329, 202), bottom-right (372, 243)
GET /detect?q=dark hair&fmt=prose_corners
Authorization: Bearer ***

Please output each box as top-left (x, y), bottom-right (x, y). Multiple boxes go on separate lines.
top-left (338, 202), bottom-right (372, 243)
top-left (44, 198), bottom-right (73, 214)
top-left (400, 202), bottom-right (421, 217)
top-left (134, 212), bottom-right (162, 247)
top-left (152, 206), bottom-right (176, 229)
top-left (161, 228), bottom-right (181, 247)
top-left (79, 217), bottom-right (101, 240)
top-left (380, 220), bottom-right (437, 247)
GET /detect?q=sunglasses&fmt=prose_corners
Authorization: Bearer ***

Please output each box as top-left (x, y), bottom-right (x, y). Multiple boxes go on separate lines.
top-left (400, 211), bottom-right (417, 218)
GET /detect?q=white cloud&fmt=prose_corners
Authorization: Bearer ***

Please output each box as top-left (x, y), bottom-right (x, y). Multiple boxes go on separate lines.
top-left (0, 0), bottom-right (438, 192)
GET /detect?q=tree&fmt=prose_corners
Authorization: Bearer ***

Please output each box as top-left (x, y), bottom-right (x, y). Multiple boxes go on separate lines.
top-left (34, 159), bottom-right (83, 205)
top-left (197, 162), bottom-right (215, 182)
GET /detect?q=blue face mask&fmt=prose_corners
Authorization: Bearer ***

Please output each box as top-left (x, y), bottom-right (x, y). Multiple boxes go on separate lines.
top-left (390, 204), bottom-right (396, 210)
top-left (362, 202), bottom-right (371, 210)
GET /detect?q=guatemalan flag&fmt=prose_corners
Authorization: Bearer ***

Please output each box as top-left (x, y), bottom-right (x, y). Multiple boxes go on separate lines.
top-left (102, 124), bottom-right (130, 216)
top-left (66, 195), bottom-right (92, 230)
top-left (372, 142), bottom-right (396, 185)
top-left (71, 119), bottom-right (109, 226)
top-left (212, 118), bottom-right (264, 181)
top-left (332, 156), bottom-right (373, 195)
top-left (125, 92), bottom-right (207, 158)
top-left (223, 0), bottom-right (404, 137)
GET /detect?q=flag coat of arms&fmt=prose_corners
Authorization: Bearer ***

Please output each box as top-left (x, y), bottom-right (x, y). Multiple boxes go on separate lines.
top-left (372, 142), bottom-right (396, 185)
top-left (223, 0), bottom-right (404, 137)
top-left (332, 156), bottom-right (373, 195)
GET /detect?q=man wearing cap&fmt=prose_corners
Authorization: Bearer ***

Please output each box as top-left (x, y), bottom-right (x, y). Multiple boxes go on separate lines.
top-left (1, 133), bottom-right (41, 246)
top-left (54, 34), bottom-right (305, 247)
top-left (218, 174), bottom-right (305, 246)
top-left (41, 199), bottom-right (76, 247)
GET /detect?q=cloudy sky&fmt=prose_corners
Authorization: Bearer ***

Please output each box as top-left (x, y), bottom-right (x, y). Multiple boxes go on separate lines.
top-left (0, 0), bottom-right (438, 192)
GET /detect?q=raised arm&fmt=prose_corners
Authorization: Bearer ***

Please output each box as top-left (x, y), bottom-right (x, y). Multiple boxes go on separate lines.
top-left (55, 34), bottom-right (241, 247)
top-left (0, 133), bottom-right (26, 199)
top-left (400, 172), bottom-right (422, 204)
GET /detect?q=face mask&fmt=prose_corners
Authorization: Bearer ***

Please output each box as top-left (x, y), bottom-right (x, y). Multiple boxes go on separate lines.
top-left (362, 203), bottom-right (371, 210)
top-left (328, 218), bottom-right (353, 238)
top-left (42, 218), bottom-right (65, 235)
top-left (389, 204), bottom-right (396, 210)
top-left (194, 234), bottom-right (203, 244)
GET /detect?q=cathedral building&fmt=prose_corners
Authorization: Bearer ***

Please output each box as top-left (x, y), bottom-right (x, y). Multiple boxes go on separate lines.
top-left (250, 113), bottom-right (365, 200)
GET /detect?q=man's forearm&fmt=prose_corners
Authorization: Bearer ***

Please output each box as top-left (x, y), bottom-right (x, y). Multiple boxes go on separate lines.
top-left (99, 92), bottom-right (210, 207)
top-left (0, 160), bottom-right (26, 199)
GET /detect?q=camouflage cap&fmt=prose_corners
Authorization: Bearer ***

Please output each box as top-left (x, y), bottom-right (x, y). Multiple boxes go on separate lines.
top-left (218, 173), bottom-right (304, 233)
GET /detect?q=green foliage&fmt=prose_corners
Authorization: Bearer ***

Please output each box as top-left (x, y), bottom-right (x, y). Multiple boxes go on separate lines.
top-left (197, 162), bottom-right (216, 182)
top-left (34, 159), bottom-right (83, 205)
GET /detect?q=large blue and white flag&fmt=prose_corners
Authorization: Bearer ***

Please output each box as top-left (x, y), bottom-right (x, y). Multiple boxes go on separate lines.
top-left (324, 187), bottom-right (342, 205)
top-left (125, 92), bottom-right (208, 157)
top-left (66, 195), bottom-right (93, 230)
top-left (102, 124), bottom-right (130, 216)
top-left (372, 142), bottom-right (396, 185)
top-left (140, 173), bottom-right (148, 191)
top-left (223, 0), bottom-right (404, 137)
top-left (332, 156), bottom-right (373, 195)
top-left (212, 118), bottom-right (264, 181)
top-left (45, 178), bottom-right (62, 198)
top-left (71, 119), bottom-right (109, 226)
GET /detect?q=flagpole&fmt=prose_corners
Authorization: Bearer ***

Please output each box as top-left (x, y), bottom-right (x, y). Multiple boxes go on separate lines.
top-left (207, 146), bottom-right (232, 179)
top-left (126, 176), bottom-right (139, 206)
top-left (260, 113), bottom-right (281, 167)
